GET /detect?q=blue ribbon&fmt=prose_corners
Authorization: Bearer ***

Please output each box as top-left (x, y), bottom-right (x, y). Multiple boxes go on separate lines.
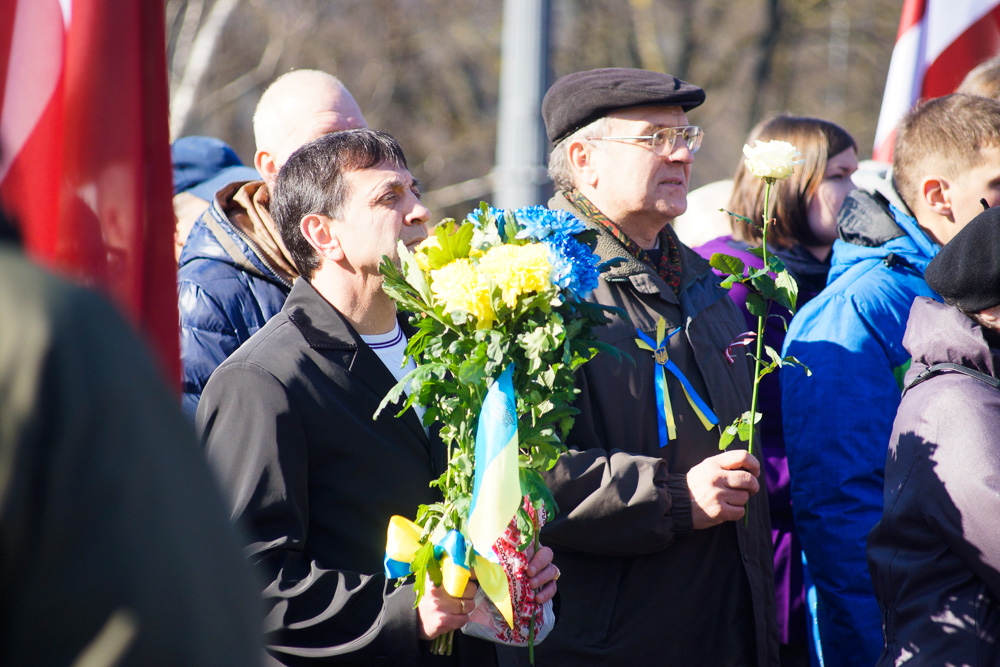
top-left (636, 325), bottom-right (718, 446)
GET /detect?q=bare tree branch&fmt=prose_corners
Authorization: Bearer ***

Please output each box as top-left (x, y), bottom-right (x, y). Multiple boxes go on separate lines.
top-left (169, 0), bottom-right (242, 140)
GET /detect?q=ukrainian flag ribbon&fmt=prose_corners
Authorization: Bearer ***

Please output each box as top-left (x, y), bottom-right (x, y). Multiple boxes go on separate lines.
top-left (635, 317), bottom-right (718, 446)
top-left (383, 516), bottom-right (515, 627)
top-left (384, 517), bottom-right (471, 596)
top-left (382, 365), bottom-right (522, 629)
top-left (468, 364), bottom-right (521, 557)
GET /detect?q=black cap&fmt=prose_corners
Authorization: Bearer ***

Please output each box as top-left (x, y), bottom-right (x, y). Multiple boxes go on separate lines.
top-left (542, 68), bottom-right (706, 145)
top-left (925, 205), bottom-right (1000, 312)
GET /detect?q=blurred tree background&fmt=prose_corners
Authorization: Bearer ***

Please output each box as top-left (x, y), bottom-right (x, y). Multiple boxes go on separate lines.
top-left (166, 0), bottom-right (902, 222)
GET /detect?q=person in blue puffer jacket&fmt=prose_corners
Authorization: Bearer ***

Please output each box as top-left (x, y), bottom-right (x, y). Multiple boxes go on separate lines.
top-left (178, 69), bottom-right (366, 418)
top-left (780, 93), bottom-right (1000, 666)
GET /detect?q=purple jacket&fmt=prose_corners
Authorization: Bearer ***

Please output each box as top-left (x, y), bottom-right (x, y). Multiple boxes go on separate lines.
top-left (694, 234), bottom-right (828, 646)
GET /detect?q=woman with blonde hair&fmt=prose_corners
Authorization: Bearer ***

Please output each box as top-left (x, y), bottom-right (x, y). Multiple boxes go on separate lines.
top-left (695, 114), bottom-right (858, 667)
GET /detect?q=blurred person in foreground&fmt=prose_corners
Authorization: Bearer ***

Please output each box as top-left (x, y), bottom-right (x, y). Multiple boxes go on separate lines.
top-left (868, 204), bottom-right (1000, 666)
top-left (499, 67), bottom-right (779, 666)
top-left (694, 113), bottom-right (858, 667)
top-left (197, 129), bottom-right (558, 666)
top-left (178, 69), bottom-right (367, 418)
top-left (781, 93), bottom-right (1000, 665)
top-left (0, 209), bottom-right (262, 665)
top-left (171, 135), bottom-right (258, 262)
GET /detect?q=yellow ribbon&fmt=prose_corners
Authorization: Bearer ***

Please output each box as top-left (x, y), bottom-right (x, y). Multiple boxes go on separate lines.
top-left (384, 516), bottom-right (515, 627)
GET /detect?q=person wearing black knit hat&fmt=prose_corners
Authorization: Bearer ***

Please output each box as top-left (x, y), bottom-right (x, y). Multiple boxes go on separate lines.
top-left (924, 203), bottom-right (1000, 316)
top-left (501, 68), bottom-right (779, 666)
top-left (867, 202), bottom-right (1000, 667)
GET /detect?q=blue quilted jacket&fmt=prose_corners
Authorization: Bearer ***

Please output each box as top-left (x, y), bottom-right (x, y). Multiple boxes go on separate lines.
top-left (177, 186), bottom-right (292, 418)
top-left (780, 182), bottom-right (940, 666)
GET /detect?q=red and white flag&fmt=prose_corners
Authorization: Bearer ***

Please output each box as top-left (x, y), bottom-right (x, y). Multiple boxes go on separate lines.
top-left (873, 0), bottom-right (1000, 161)
top-left (0, 0), bottom-right (179, 382)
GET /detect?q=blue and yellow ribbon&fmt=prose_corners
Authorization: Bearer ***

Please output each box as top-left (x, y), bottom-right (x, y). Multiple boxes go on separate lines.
top-left (635, 317), bottom-right (718, 446)
top-left (384, 516), bottom-right (515, 627)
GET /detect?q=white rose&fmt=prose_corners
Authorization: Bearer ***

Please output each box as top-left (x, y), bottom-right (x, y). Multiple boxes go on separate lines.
top-left (742, 140), bottom-right (804, 181)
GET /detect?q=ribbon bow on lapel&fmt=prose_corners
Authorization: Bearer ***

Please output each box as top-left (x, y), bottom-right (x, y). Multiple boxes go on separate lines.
top-left (635, 317), bottom-right (718, 446)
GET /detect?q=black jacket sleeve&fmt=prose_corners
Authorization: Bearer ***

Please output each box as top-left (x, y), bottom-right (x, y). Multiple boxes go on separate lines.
top-left (198, 361), bottom-right (423, 665)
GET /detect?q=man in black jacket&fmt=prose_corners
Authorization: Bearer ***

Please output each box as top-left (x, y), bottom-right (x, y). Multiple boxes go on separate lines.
top-left (198, 129), bottom-right (558, 666)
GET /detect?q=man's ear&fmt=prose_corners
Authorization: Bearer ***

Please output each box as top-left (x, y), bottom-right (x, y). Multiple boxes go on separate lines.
top-left (567, 139), bottom-right (599, 188)
top-left (922, 176), bottom-right (954, 221)
top-left (300, 214), bottom-right (344, 262)
top-left (978, 305), bottom-right (1000, 327)
top-left (255, 150), bottom-right (279, 189)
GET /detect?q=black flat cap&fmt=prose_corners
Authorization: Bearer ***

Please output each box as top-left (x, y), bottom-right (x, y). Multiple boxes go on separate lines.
top-left (542, 68), bottom-right (705, 145)
top-left (925, 205), bottom-right (1000, 312)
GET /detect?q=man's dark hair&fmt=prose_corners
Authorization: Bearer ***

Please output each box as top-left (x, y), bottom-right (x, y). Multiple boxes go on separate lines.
top-left (271, 129), bottom-right (408, 280)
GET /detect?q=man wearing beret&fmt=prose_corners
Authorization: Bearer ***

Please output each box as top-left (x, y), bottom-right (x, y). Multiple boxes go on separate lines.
top-left (867, 204), bottom-right (1000, 667)
top-left (506, 68), bottom-right (779, 665)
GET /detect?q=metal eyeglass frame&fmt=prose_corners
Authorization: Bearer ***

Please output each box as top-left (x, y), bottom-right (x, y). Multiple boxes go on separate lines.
top-left (586, 125), bottom-right (704, 155)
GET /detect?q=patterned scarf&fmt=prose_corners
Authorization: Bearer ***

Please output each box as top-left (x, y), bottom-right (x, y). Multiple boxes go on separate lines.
top-left (564, 189), bottom-right (682, 293)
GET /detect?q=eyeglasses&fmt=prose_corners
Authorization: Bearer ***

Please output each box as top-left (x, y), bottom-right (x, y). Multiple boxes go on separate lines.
top-left (587, 126), bottom-right (704, 156)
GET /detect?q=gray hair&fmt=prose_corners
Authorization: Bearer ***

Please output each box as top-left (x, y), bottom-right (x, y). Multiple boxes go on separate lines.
top-left (548, 116), bottom-right (610, 192)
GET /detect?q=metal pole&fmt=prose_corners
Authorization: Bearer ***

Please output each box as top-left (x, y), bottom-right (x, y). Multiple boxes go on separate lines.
top-left (493, 0), bottom-right (550, 208)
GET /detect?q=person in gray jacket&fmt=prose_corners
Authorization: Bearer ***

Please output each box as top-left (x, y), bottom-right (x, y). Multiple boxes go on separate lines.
top-left (500, 68), bottom-right (779, 666)
top-left (867, 204), bottom-right (1000, 667)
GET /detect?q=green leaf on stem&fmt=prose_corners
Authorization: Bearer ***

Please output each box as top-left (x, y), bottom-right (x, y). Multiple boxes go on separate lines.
top-left (773, 270), bottom-right (799, 312)
top-left (745, 292), bottom-right (768, 318)
top-left (782, 355), bottom-right (812, 376)
top-left (720, 274), bottom-right (742, 289)
top-left (722, 209), bottom-right (756, 227)
top-left (409, 540), bottom-right (439, 605)
top-left (719, 422), bottom-right (739, 450)
top-left (735, 410), bottom-right (762, 443)
top-left (765, 255), bottom-right (787, 274)
top-left (751, 273), bottom-right (776, 300)
top-left (709, 253), bottom-right (746, 278)
top-left (764, 345), bottom-right (782, 365)
top-left (768, 312), bottom-right (790, 331)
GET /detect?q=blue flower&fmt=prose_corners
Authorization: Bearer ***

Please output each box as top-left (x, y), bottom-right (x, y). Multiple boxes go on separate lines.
top-left (464, 206), bottom-right (506, 229)
top-left (544, 233), bottom-right (601, 299)
top-left (513, 206), bottom-right (586, 241)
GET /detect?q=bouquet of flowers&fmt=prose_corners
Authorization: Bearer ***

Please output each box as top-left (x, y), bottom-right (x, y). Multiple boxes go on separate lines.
top-left (376, 204), bottom-right (619, 657)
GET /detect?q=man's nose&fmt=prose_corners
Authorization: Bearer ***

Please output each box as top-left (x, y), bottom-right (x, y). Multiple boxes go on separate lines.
top-left (663, 141), bottom-right (695, 164)
top-left (405, 201), bottom-right (431, 227)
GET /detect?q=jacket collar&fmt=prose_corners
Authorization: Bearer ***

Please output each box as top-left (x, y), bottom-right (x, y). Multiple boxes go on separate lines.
top-left (548, 190), bottom-right (715, 297)
top-left (283, 278), bottom-right (359, 350)
top-left (282, 279), bottom-right (429, 445)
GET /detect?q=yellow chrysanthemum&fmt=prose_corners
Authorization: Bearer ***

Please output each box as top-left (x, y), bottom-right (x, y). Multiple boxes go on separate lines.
top-left (476, 243), bottom-right (552, 308)
top-left (430, 259), bottom-right (494, 326)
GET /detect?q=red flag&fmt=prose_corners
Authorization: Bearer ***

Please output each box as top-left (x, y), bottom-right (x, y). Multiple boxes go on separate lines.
top-left (0, 0), bottom-right (179, 384)
top-left (873, 0), bottom-right (1000, 162)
